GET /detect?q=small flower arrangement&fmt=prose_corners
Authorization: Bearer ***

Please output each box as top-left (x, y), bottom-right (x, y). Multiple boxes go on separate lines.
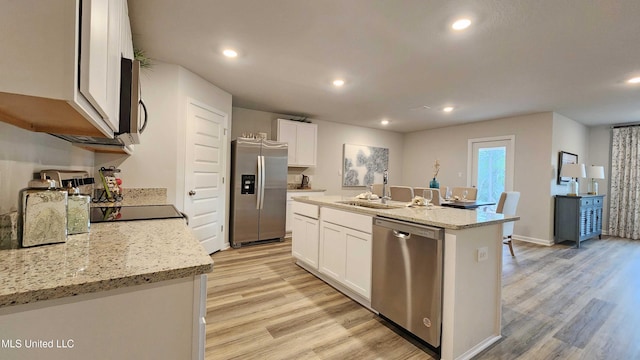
top-left (433, 160), bottom-right (440, 178)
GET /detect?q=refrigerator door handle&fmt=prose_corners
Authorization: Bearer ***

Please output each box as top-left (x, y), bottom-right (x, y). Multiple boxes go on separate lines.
top-left (260, 155), bottom-right (266, 209)
top-left (256, 155), bottom-right (262, 209)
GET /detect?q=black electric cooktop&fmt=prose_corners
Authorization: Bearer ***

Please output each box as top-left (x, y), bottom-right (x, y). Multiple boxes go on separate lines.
top-left (90, 205), bottom-right (184, 223)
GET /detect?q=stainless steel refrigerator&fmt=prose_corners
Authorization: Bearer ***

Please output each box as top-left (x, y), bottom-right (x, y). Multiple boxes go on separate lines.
top-left (230, 138), bottom-right (288, 248)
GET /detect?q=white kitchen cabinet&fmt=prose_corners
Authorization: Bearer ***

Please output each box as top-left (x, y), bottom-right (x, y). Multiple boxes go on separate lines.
top-left (80, 0), bottom-right (111, 122)
top-left (319, 221), bottom-right (346, 281)
top-left (286, 191), bottom-right (324, 233)
top-left (343, 227), bottom-right (372, 298)
top-left (319, 207), bottom-right (372, 300)
top-left (275, 119), bottom-right (317, 167)
top-left (0, 0), bottom-right (133, 138)
top-left (292, 215), bottom-right (320, 269)
top-left (291, 202), bottom-right (320, 268)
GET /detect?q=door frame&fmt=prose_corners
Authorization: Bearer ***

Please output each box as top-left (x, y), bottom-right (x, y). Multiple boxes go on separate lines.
top-left (467, 135), bottom-right (515, 191)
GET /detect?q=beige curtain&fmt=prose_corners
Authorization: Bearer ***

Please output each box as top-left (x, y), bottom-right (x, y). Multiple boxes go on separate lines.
top-left (609, 126), bottom-right (640, 239)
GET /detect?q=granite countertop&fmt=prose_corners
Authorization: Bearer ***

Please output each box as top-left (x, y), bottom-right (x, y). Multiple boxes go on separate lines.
top-left (293, 195), bottom-right (519, 230)
top-left (0, 218), bottom-right (213, 308)
top-left (287, 188), bottom-right (327, 192)
top-left (91, 188), bottom-right (168, 208)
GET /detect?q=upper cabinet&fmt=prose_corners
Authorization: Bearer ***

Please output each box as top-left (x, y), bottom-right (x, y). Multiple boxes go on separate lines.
top-left (0, 0), bottom-right (133, 138)
top-left (275, 119), bottom-right (318, 167)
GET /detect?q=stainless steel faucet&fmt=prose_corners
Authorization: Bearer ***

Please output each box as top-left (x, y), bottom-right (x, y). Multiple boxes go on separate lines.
top-left (381, 169), bottom-right (390, 203)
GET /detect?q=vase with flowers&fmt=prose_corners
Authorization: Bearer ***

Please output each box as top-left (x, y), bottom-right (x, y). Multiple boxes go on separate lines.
top-left (429, 160), bottom-right (440, 188)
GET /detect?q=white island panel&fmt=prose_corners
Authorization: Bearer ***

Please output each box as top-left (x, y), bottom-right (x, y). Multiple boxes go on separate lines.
top-left (0, 275), bottom-right (206, 360)
top-left (442, 224), bottom-right (503, 360)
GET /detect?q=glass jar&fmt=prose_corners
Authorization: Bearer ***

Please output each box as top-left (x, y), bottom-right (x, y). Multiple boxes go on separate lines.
top-left (19, 174), bottom-right (68, 247)
top-left (67, 184), bottom-right (91, 235)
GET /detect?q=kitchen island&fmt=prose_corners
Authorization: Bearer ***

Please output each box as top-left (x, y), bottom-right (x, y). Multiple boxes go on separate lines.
top-left (292, 195), bottom-right (519, 360)
top-left (0, 218), bottom-right (213, 360)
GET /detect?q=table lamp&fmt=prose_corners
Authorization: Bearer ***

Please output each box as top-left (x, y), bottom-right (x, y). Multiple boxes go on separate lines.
top-left (587, 165), bottom-right (605, 195)
top-left (560, 163), bottom-right (586, 196)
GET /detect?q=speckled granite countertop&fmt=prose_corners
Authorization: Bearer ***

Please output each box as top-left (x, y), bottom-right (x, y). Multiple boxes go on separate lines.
top-left (0, 218), bottom-right (213, 308)
top-left (293, 195), bottom-right (519, 230)
top-left (287, 188), bottom-right (327, 192)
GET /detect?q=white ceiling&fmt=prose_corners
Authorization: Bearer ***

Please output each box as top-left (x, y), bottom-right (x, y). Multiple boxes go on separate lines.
top-left (128, 0), bottom-right (640, 133)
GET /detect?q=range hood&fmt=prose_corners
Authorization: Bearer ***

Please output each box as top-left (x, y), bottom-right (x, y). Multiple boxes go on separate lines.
top-left (51, 58), bottom-right (146, 154)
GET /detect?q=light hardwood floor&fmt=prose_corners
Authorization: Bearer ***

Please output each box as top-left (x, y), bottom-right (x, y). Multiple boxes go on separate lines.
top-left (205, 237), bottom-right (640, 360)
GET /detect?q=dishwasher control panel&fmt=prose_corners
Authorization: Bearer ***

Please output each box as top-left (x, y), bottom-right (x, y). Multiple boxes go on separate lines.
top-left (374, 217), bottom-right (443, 240)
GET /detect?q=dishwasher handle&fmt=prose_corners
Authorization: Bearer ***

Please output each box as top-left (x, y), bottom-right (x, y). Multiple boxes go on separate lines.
top-left (393, 230), bottom-right (411, 239)
top-left (374, 217), bottom-right (444, 240)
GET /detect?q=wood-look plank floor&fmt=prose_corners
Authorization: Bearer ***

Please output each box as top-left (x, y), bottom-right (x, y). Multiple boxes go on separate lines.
top-left (205, 237), bottom-right (640, 360)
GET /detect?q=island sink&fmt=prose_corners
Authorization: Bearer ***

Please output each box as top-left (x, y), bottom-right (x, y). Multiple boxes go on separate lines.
top-left (336, 200), bottom-right (406, 209)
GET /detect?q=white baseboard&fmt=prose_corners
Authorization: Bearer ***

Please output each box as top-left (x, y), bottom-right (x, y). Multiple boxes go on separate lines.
top-left (512, 234), bottom-right (554, 246)
top-left (454, 334), bottom-right (502, 360)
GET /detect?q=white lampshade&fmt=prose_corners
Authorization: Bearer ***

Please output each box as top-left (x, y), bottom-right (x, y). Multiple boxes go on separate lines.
top-left (561, 163), bottom-right (586, 178)
top-left (588, 165), bottom-right (605, 179)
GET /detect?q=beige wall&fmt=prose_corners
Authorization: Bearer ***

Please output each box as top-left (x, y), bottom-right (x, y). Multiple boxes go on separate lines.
top-left (0, 122), bottom-right (94, 214)
top-left (550, 113), bottom-right (591, 241)
top-left (551, 113), bottom-right (591, 194)
top-left (308, 118), bottom-right (404, 196)
top-left (403, 112), bottom-right (555, 244)
top-left (96, 62), bottom-right (181, 204)
top-left (96, 62), bottom-right (232, 209)
top-left (231, 107), bottom-right (405, 196)
top-left (588, 125), bottom-right (611, 231)
top-left (230, 107), bottom-right (280, 140)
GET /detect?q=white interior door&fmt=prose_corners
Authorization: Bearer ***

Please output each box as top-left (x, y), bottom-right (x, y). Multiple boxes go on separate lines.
top-left (468, 136), bottom-right (515, 204)
top-left (184, 98), bottom-right (228, 254)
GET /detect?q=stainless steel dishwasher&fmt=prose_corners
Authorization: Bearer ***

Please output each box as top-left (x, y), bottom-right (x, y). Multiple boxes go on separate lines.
top-left (371, 217), bottom-right (444, 348)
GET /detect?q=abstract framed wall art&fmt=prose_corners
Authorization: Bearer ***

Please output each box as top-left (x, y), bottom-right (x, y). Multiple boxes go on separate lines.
top-left (342, 144), bottom-right (389, 187)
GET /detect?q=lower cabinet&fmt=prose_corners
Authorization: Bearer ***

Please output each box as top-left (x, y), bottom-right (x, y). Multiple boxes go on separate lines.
top-left (319, 208), bottom-right (372, 300)
top-left (555, 194), bottom-right (604, 247)
top-left (292, 214), bottom-right (319, 268)
top-left (291, 202), bottom-right (320, 268)
top-left (286, 191), bottom-right (324, 234)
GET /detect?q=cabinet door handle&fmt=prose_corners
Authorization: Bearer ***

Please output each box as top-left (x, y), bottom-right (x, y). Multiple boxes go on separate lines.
top-left (189, 190), bottom-right (196, 196)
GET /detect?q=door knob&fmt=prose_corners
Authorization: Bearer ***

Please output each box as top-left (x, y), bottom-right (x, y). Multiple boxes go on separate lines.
top-left (188, 190), bottom-right (196, 196)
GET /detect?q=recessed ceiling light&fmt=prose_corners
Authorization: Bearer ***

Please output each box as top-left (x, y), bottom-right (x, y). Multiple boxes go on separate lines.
top-left (223, 49), bottom-right (238, 58)
top-left (443, 106), bottom-right (454, 112)
top-left (333, 79), bottom-right (345, 87)
top-left (627, 77), bottom-right (640, 84)
top-left (381, 119), bottom-right (389, 125)
top-left (452, 19), bottom-right (472, 31)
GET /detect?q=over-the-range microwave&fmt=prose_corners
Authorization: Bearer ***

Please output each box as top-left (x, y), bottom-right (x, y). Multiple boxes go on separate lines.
top-left (51, 58), bottom-right (147, 151)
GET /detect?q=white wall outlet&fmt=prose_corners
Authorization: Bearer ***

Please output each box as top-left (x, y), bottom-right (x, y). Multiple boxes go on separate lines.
top-left (295, 175), bottom-right (301, 182)
top-left (458, 172), bottom-right (463, 178)
top-left (477, 247), bottom-right (488, 262)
